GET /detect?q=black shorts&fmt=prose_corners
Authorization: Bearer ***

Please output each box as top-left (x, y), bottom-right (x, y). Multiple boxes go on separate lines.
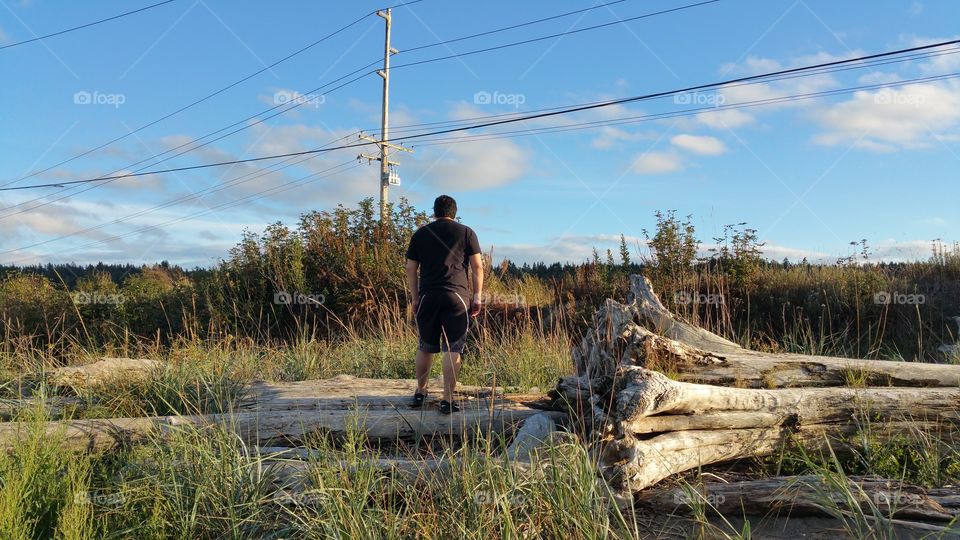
top-left (416, 291), bottom-right (470, 353)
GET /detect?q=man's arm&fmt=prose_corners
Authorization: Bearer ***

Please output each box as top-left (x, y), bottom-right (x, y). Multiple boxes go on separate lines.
top-left (468, 253), bottom-right (483, 316)
top-left (406, 259), bottom-right (420, 313)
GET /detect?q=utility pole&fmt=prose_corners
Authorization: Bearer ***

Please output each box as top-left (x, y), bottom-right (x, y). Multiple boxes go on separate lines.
top-left (358, 8), bottom-right (412, 222)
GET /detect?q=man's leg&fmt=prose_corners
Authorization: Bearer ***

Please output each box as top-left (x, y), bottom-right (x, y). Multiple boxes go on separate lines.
top-left (442, 351), bottom-right (461, 402)
top-left (415, 349), bottom-right (434, 393)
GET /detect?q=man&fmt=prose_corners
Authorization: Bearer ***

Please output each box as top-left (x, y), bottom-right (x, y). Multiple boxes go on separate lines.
top-left (405, 195), bottom-right (483, 414)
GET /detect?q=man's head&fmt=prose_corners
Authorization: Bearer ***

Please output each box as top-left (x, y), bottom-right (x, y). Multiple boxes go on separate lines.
top-left (433, 195), bottom-right (457, 219)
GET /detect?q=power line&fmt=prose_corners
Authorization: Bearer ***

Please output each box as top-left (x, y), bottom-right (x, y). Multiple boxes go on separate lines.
top-left (390, 0), bottom-right (719, 71)
top-left (381, 44), bottom-right (960, 135)
top-left (12, 68), bottom-right (960, 263)
top-left (408, 71), bottom-right (960, 147)
top-left (0, 0), bottom-right (708, 215)
top-left (0, 69), bottom-right (374, 218)
top-left (0, 134), bottom-right (357, 256)
top-left (4, 38), bottom-right (958, 194)
top-left (0, 0), bottom-right (176, 51)
top-left (1, 1), bottom-right (423, 188)
top-left (8, 46), bottom-right (960, 261)
top-left (399, 0), bottom-right (632, 53)
top-left (391, 39), bottom-right (960, 142)
top-left (4, 0), bottom-right (699, 192)
top-left (4, 160), bottom-right (363, 264)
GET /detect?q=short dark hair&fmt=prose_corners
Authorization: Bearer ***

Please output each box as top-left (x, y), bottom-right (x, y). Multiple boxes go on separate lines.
top-left (433, 195), bottom-right (457, 219)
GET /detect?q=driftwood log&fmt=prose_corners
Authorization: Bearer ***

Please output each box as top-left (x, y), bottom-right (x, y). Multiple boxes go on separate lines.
top-left (637, 475), bottom-right (959, 522)
top-left (48, 357), bottom-right (161, 388)
top-left (551, 275), bottom-right (960, 500)
top-left (561, 275), bottom-right (960, 391)
top-left (0, 376), bottom-right (542, 452)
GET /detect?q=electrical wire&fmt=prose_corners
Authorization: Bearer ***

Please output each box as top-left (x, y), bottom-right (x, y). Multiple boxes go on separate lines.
top-left (0, 0), bottom-right (711, 215)
top-left (0, 133), bottom-right (357, 256)
top-left (2, 0), bottom-right (424, 187)
top-left (3, 160), bottom-right (362, 264)
top-left (0, 0), bottom-right (175, 51)
top-left (6, 37), bottom-right (957, 194)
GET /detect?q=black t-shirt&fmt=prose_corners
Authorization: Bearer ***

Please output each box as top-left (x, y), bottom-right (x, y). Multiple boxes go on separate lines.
top-left (406, 219), bottom-right (481, 295)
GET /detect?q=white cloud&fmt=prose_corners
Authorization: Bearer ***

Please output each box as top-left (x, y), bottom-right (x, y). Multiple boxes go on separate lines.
top-left (812, 81), bottom-right (960, 151)
top-left (493, 234), bottom-right (646, 265)
top-left (415, 137), bottom-right (527, 191)
top-left (671, 134), bottom-right (727, 156)
top-left (695, 108), bottom-right (754, 129)
top-left (591, 126), bottom-right (641, 149)
top-left (630, 152), bottom-right (683, 175)
top-left (0, 26), bottom-right (10, 45)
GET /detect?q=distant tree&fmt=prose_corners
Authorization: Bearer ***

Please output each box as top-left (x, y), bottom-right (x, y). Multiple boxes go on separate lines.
top-left (619, 234), bottom-right (631, 266)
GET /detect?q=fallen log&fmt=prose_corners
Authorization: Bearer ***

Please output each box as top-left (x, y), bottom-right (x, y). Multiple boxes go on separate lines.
top-left (0, 396), bottom-right (86, 420)
top-left (600, 420), bottom-right (957, 494)
top-left (637, 475), bottom-right (958, 523)
top-left (0, 394), bottom-right (540, 452)
top-left (238, 375), bottom-right (510, 412)
top-left (612, 367), bottom-right (960, 431)
top-left (48, 358), bottom-right (161, 388)
top-left (34, 371), bottom-right (526, 417)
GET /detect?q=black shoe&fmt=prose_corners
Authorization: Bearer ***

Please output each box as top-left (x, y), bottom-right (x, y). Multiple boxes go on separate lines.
top-left (438, 400), bottom-right (461, 415)
top-left (411, 391), bottom-right (427, 408)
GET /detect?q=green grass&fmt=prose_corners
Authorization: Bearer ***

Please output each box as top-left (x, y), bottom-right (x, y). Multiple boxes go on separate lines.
top-left (0, 408), bottom-right (640, 539)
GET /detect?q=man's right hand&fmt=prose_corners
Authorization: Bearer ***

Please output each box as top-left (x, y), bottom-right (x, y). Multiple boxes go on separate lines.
top-left (469, 294), bottom-right (482, 317)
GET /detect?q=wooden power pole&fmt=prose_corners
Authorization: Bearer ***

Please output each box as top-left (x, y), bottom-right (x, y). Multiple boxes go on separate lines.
top-left (359, 8), bottom-right (412, 222)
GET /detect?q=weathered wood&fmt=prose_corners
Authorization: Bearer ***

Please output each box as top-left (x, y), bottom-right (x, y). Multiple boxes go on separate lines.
top-left (628, 274), bottom-right (743, 355)
top-left (48, 358), bottom-right (161, 388)
top-left (586, 368), bottom-right (960, 493)
top-left (613, 367), bottom-right (960, 431)
top-left (573, 276), bottom-right (960, 389)
top-left (637, 475), bottom-right (958, 523)
top-left (599, 420), bottom-right (956, 494)
top-left (557, 276), bottom-right (960, 506)
top-left (237, 375), bottom-right (510, 412)
top-left (0, 396), bottom-right (540, 452)
top-left (0, 397), bottom-right (86, 419)
top-left (505, 411), bottom-right (569, 462)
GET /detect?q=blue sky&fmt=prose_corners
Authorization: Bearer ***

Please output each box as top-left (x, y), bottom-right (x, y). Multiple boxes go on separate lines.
top-left (1, 0), bottom-right (958, 267)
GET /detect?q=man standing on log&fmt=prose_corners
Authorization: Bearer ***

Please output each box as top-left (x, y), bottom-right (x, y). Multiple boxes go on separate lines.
top-left (405, 195), bottom-right (483, 414)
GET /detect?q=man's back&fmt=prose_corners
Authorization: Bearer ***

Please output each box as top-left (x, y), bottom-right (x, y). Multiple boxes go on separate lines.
top-left (406, 219), bottom-right (481, 295)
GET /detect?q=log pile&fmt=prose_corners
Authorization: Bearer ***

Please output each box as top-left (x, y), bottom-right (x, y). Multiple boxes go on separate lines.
top-left (551, 274), bottom-right (960, 522)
